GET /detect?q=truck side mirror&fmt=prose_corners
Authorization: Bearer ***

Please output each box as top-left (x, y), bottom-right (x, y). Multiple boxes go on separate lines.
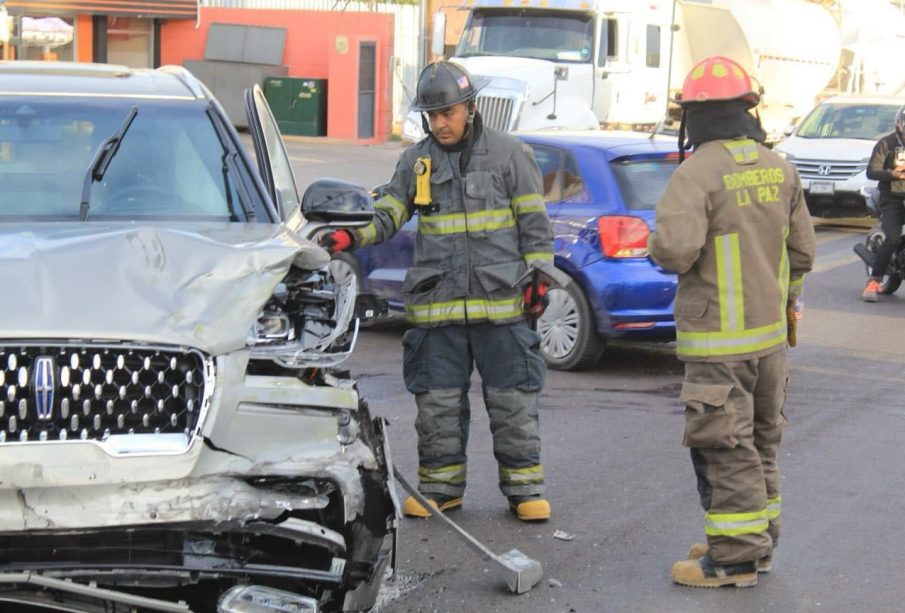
top-left (432, 13), bottom-right (447, 58)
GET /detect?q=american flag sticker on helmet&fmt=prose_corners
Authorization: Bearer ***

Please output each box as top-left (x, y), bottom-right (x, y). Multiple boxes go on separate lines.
top-left (457, 75), bottom-right (469, 89)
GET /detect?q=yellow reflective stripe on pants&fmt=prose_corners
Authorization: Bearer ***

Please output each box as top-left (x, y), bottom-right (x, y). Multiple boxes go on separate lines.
top-left (418, 209), bottom-right (516, 235)
top-left (418, 463), bottom-right (466, 485)
top-left (405, 296), bottom-right (523, 324)
top-left (677, 320), bottom-right (787, 357)
top-left (766, 496), bottom-right (781, 520)
top-left (499, 464), bottom-right (545, 485)
top-left (715, 233), bottom-right (745, 332)
top-left (704, 509), bottom-right (769, 537)
top-left (511, 193), bottom-right (546, 216)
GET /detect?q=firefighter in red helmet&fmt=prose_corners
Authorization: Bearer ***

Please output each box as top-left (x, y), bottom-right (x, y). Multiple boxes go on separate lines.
top-left (649, 56), bottom-right (816, 588)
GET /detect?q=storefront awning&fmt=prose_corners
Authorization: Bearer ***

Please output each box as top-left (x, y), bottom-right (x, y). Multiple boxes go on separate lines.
top-left (3, 0), bottom-right (197, 20)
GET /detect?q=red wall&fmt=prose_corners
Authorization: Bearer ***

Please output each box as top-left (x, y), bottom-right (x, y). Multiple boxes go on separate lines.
top-left (161, 8), bottom-right (394, 143)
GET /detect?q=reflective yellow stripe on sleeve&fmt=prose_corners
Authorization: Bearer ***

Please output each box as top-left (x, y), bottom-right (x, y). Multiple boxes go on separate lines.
top-left (524, 252), bottom-right (554, 266)
top-left (355, 223), bottom-right (377, 246)
top-left (778, 227), bottom-right (791, 308)
top-left (511, 193), bottom-right (546, 216)
top-left (766, 496), bottom-right (781, 520)
top-left (375, 194), bottom-right (409, 229)
top-left (704, 509), bottom-right (769, 537)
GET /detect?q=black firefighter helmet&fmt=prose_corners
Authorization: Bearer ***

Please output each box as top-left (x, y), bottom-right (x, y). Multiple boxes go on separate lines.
top-left (413, 61), bottom-right (484, 112)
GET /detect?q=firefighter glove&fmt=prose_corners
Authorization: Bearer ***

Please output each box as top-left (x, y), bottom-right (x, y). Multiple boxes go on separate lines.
top-left (320, 229), bottom-right (354, 254)
top-left (523, 282), bottom-right (550, 321)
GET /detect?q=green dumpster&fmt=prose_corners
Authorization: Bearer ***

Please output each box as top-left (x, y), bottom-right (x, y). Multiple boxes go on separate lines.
top-left (264, 77), bottom-right (327, 137)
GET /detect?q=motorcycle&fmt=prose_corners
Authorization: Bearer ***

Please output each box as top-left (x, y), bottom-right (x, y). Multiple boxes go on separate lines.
top-left (853, 186), bottom-right (905, 295)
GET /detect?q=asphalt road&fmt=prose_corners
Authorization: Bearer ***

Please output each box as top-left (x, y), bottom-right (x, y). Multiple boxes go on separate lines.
top-left (282, 138), bottom-right (905, 613)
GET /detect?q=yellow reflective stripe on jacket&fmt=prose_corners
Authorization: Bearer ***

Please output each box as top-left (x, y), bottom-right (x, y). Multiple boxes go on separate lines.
top-left (418, 463), bottom-right (466, 485)
top-left (375, 194), bottom-right (408, 229)
top-left (499, 464), bottom-right (545, 485)
top-left (418, 209), bottom-right (516, 235)
top-left (405, 296), bottom-right (523, 324)
top-left (524, 252), bottom-right (554, 266)
top-left (677, 320), bottom-right (787, 357)
top-left (778, 227), bottom-right (790, 307)
top-left (704, 509), bottom-right (769, 537)
top-left (512, 193), bottom-right (546, 216)
top-left (723, 139), bottom-right (759, 165)
top-left (766, 496), bottom-right (781, 520)
top-left (715, 233), bottom-right (745, 332)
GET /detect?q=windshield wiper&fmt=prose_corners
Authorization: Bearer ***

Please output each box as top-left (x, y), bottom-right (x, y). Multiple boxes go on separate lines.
top-left (206, 107), bottom-right (257, 222)
top-left (79, 106), bottom-right (138, 221)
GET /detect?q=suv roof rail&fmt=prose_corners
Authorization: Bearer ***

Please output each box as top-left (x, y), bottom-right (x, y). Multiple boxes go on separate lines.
top-left (0, 61), bottom-right (132, 78)
top-left (155, 65), bottom-right (207, 100)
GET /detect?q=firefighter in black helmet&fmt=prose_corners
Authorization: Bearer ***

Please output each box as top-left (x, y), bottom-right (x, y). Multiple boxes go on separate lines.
top-left (321, 61), bottom-right (555, 522)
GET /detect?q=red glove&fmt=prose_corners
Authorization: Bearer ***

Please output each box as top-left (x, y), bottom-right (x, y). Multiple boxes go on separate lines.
top-left (523, 282), bottom-right (550, 321)
top-left (319, 229), bottom-right (354, 254)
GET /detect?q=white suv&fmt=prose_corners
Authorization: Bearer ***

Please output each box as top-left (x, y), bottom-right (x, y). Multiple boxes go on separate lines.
top-left (774, 95), bottom-right (904, 217)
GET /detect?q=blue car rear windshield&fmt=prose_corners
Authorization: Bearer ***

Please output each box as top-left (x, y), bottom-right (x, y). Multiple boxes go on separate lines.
top-left (610, 159), bottom-right (678, 210)
top-left (0, 97), bottom-right (241, 220)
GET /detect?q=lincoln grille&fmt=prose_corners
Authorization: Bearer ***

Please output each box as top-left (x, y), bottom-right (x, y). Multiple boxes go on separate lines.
top-left (0, 345), bottom-right (206, 443)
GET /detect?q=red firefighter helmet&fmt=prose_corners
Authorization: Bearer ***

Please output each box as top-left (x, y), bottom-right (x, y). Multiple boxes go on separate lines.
top-left (678, 56), bottom-right (761, 107)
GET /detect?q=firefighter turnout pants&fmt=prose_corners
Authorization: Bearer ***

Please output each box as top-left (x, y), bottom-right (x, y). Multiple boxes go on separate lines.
top-left (680, 349), bottom-right (787, 565)
top-left (401, 321), bottom-right (546, 499)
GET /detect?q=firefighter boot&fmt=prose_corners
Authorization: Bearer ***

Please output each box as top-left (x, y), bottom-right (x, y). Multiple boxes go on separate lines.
top-left (687, 543), bottom-right (773, 573)
top-left (508, 495), bottom-right (551, 522)
top-left (402, 495), bottom-right (463, 519)
top-left (671, 555), bottom-right (758, 588)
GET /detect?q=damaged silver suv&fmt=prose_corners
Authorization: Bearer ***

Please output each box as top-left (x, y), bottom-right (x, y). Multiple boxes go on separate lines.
top-left (0, 62), bottom-right (397, 612)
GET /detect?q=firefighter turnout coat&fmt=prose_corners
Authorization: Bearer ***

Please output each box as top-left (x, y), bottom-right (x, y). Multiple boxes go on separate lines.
top-left (649, 138), bottom-right (816, 361)
top-left (353, 121), bottom-right (553, 327)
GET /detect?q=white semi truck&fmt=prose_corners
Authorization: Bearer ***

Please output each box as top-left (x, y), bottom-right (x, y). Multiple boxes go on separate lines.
top-left (402, 0), bottom-right (843, 142)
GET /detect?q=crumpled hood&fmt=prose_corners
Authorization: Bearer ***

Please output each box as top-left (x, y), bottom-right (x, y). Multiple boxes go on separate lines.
top-left (0, 222), bottom-right (329, 355)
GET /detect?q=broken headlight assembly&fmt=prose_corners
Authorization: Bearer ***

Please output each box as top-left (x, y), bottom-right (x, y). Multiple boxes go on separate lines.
top-left (246, 266), bottom-right (358, 368)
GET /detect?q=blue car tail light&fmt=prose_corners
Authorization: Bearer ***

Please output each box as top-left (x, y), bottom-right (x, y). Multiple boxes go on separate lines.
top-left (596, 216), bottom-right (650, 258)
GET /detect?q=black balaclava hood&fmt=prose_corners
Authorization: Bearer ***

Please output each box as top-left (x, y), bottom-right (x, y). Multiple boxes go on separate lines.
top-left (683, 99), bottom-right (766, 149)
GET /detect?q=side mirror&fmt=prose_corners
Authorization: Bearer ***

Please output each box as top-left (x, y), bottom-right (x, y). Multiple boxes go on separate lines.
top-left (431, 12), bottom-right (447, 58)
top-left (301, 178), bottom-right (374, 225)
top-left (782, 125), bottom-right (795, 137)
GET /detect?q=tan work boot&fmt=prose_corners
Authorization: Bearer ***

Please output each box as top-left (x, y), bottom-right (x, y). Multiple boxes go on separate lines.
top-left (687, 543), bottom-right (773, 573)
top-left (508, 496), bottom-right (551, 521)
top-left (401, 495), bottom-right (462, 518)
top-left (671, 556), bottom-right (758, 588)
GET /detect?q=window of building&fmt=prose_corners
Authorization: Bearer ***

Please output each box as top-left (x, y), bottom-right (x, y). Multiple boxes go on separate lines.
top-left (14, 15), bottom-right (75, 61)
top-left (107, 16), bottom-right (152, 68)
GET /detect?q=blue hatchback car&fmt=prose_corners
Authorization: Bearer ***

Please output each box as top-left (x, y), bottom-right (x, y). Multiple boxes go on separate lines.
top-left (331, 131), bottom-right (680, 370)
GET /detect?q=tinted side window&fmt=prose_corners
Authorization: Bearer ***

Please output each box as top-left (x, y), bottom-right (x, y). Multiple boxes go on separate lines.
top-left (529, 144), bottom-right (563, 203)
top-left (646, 25), bottom-right (660, 68)
top-left (562, 153), bottom-right (585, 201)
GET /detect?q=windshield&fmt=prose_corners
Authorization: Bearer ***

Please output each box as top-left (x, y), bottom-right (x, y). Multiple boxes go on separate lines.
top-left (610, 158), bottom-right (678, 210)
top-left (456, 9), bottom-right (594, 63)
top-left (795, 102), bottom-right (900, 140)
top-left (0, 97), bottom-right (251, 221)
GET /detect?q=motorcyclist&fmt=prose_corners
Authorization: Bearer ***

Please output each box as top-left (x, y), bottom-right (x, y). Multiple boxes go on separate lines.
top-left (320, 61), bottom-right (555, 522)
top-left (862, 104), bottom-right (905, 302)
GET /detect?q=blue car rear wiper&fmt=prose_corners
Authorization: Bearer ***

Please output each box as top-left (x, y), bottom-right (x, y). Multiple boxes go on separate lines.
top-left (79, 106), bottom-right (138, 221)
